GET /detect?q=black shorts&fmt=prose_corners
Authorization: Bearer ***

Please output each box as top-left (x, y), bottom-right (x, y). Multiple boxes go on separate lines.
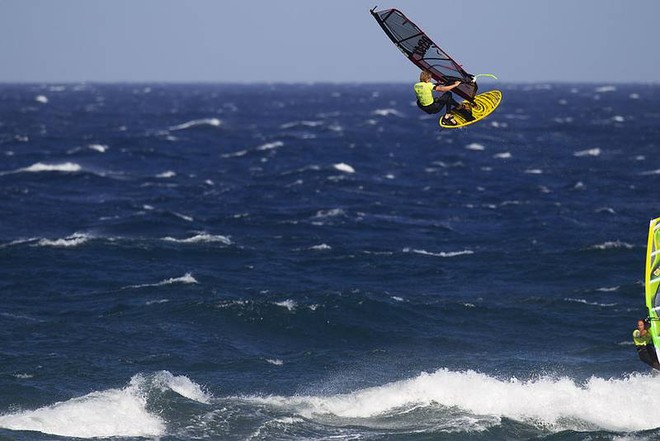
top-left (417, 99), bottom-right (443, 114)
top-left (417, 92), bottom-right (458, 115)
top-left (637, 344), bottom-right (659, 367)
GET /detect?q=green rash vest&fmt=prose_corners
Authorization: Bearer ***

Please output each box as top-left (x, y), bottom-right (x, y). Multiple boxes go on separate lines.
top-left (633, 329), bottom-right (653, 346)
top-left (414, 81), bottom-right (435, 107)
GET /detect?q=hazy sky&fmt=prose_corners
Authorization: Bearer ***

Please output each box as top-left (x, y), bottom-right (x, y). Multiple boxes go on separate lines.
top-left (1, 0), bottom-right (659, 83)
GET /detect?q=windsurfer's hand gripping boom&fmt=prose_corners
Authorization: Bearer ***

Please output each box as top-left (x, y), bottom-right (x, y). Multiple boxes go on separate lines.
top-left (434, 80), bottom-right (461, 92)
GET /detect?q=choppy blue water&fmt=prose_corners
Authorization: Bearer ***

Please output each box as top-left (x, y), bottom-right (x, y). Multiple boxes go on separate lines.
top-left (1, 82), bottom-right (660, 440)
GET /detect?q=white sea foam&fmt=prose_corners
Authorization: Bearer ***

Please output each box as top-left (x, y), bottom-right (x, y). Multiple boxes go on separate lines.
top-left (274, 300), bottom-right (297, 311)
top-left (372, 108), bottom-right (403, 117)
top-left (150, 370), bottom-right (211, 404)
top-left (1, 162), bottom-right (83, 176)
top-left (466, 143), bottom-right (485, 151)
top-left (127, 273), bottom-right (199, 289)
top-left (35, 95), bottom-right (49, 103)
top-left (493, 152), bottom-right (511, 159)
top-left (333, 163), bottom-right (355, 173)
top-left (0, 371), bottom-right (208, 438)
top-left (574, 148), bottom-right (601, 157)
top-left (310, 243), bottom-right (332, 251)
top-left (159, 273), bottom-right (198, 285)
top-left (257, 141), bottom-right (284, 151)
top-left (169, 118), bottom-right (222, 131)
top-left (37, 233), bottom-right (91, 248)
top-left (266, 359), bottom-right (284, 366)
top-left (172, 211), bottom-right (194, 222)
top-left (222, 149), bottom-right (248, 158)
top-left (280, 120), bottom-right (323, 129)
top-left (403, 248), bottom-right (474, 258)
top-left (595, 85), bottom-right (616, 93)
top-left (590, 241), bottom-right (634, 250)
top-left (156, 170), bottom-right (176, 178)
top-left (88, 143), bottom-right (108, 153)
top-left (564, 298), bottom-right (617, 307)
top-left (314, 208), bottom-right (345, 219)
top-left (162, 233), bottom-right (232, 245)
top-left (243, 369), bottom-right (660, 432)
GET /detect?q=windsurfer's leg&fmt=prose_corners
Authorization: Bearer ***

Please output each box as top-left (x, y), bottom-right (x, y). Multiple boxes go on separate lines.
top-left (437, 92), bottom-right (454, 114)
top-left (648, 345), bottom-right (660, 370)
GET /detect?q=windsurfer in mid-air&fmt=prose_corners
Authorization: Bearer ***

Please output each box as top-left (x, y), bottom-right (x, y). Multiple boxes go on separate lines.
top-left (414, 70), bottom-right (462, 125)
top-left (633, 319), bottom-right (660, 371)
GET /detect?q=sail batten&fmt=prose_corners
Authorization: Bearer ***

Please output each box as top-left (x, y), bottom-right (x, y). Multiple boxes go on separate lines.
top-left (645, 217), bottom-right (660, 359)
top-left (371, 7), bottom-right (477, 102)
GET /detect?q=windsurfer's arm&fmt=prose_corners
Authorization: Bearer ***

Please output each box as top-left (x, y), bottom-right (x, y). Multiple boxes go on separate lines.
top-left (434, 81), bottom-right (461, 92)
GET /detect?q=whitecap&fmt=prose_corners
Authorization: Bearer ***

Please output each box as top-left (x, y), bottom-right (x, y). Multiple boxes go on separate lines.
top-left (372, 108), bottom-right (403, 117)
top-left (403, 248), bottom-right (474, 258)
top-left (280, 120), bottom-right (323, 129)
top-left (266, 359), bottom-right (284, 366)
top-left (257, 141), bottom-right (284, 151)
top-left (35, 95), bottom-right (49, 104)
top-left (310, 243), bottom-right (331, 251)
top-left (162, 233), bottom-right (231, 245)
top-left (574, 148), bottom-right (601, 157)
top-left (14, 162), bottom-right (82, 174)
top-left (493, 152), bottom-right (511, 159)
top-left (150, 370), bottom-right (211, 404)
top-left (274, 300), bottom-right (297, 311)
top-left (36, 233), bottom-right (91, 248)
top-left (158, 273), bottom-right (198, 286)
top-left (466, 143), bottom-right (485, 151)
top-left (156, 171), bottom-right (176, 178)
top-left (0, 372), bottom-right (204, 438)
top-left (126, 273), bottom-right (199, 289)
top-left (221, 149), bottom-right (249, 158)
top-left (172, 212), bottom-right (194, 222)
top-left (564, 298), bottom-right (617, 307)
top-left (88, 144), bottom-right (108, 153)
top-left (241, 368), bottom-right (660, 432)
top-left (595, 85), bottom-right (616, 93)
top-left (589, 241), bottom-right (634, 250)
top-left (169, 118), bottom-right (222, 131)
top-left (524, 169), bottom-right (543, 174)
top-left (333, 163), bottom-right (355, 173)
top-left (313, 208), bottom-right (345, 219)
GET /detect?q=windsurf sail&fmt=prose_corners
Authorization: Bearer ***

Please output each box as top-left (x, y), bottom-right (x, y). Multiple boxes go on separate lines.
top-left (371, 7), bottom-right (478, 102)
top-left (645, 217), bottom-right (660, 357)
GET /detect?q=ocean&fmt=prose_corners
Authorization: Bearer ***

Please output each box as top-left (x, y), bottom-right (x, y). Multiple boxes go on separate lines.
top-left (1, 82), bottom-right (660, 440)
